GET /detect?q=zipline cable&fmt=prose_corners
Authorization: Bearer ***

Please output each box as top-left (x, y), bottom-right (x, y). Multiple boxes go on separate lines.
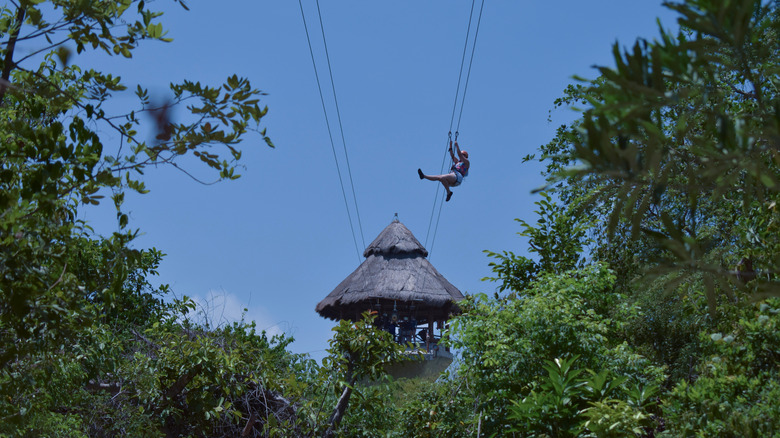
top-left (298, 0), bottom-right (362, 264)
top-left (455, 0), bottom-right (485, 134)
top-left (449, 0), bottom-right (479, 134)
top-left (425, 0), bottom-right (486, 256)
top-left (430, 0), bottom-right (485, 254)
top-left (425, 0), bottom-right (477, 250)
top-left (315, 0), bottom-right (366, 250)
top-left (423, 136), bottom-right (450, 250)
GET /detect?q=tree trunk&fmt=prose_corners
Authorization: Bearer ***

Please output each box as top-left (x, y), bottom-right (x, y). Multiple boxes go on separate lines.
top-left (0, 6), bottom-right (25, 105)
top-left (324, 366), bottom-right (355, 438)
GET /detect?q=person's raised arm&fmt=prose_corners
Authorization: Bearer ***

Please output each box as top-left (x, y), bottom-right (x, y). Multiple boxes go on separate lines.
top-left (454, 140), bottom-right (465, 162)
top-left (449, 140), bottom-right (458, 162)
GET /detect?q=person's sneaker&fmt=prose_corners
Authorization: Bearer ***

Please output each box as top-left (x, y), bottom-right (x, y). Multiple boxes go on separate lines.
top-left (417, 169), bottom-right (425, 180)
top-left (446, 191), bottom-right (453, 202)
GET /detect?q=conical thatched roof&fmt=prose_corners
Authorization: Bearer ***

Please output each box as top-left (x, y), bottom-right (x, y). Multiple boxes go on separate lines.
top-left (315, 219), bottom-right (464, 322)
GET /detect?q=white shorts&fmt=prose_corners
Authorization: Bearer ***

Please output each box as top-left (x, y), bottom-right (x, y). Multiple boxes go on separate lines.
top-left (451, 171), bottom-right (464, 187)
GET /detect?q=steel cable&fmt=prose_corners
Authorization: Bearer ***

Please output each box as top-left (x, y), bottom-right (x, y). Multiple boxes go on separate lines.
top-left (298, 0), bottom-right (362, 263)
top-left (315, 0), bottom-right (366, 250)
top-left (425, 0), bottom-right (486, 256)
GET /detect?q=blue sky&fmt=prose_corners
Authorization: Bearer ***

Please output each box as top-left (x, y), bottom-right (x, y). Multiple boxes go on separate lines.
top-left (60, 1), bottom-right (680, 360)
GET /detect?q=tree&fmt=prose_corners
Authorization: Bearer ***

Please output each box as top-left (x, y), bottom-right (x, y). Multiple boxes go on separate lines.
top-left (0, 0), bottom-right (274, 432)
top-left (0, 0), bottom-right (272, 364)
top-left (515, 1), bottom-right (780, 435)
top-left (321, 312), bottom-right (407, 438)
top-left (448, 264), bottom-right (665, 436)
top-left (539, 0), bottom-right (780, 312)
top-left (482, 192), bottom-right (591, 297)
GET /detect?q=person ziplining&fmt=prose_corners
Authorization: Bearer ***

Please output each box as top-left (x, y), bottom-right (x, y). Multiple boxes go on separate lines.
top-left (418, 139), bottom-right (470, 202)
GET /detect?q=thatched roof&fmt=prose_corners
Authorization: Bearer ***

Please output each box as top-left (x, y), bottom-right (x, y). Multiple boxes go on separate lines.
top-left (316, 219), bottom-right (464, 322)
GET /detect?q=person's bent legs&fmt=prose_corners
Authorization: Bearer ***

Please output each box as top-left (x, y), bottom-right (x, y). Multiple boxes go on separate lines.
top-left (418, 170), bottom-right (456, 201)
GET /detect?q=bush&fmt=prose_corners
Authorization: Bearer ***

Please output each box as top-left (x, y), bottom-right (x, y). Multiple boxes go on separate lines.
top-left (447, 264), bottom-right (665, 435)
top-left (661, 299), bottom-right (780, 437)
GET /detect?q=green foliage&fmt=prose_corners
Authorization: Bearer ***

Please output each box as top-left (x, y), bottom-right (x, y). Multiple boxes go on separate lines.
top-left (390, 378), bottom-right (473, 438)
top-left (0, 236), bottom-right (310, 436)
top-left (580, 399), bottom-right (651, 438)
top-left (324, 312), bottom-right (407, 385)
top-left (336, 381), bottom-right (402, 438)
top-left (661, 299), bottom-right (780, 437)
top-left (517, 192), bottom-right (592, 275)
top-left (335, 378), bottom-right (474, 438)
top-left (11, 411), bottom-right (91, 438)
top-left (539, 0), bottom-right (780, 306)
top-left (447, 264), bottom-right (665, 435)
top-left (0, 1), bottom-right (279, 435)
top-left (517, 3), bottom-right (780, 433)
top-left (321, 312), bottom-right (408, 436)
top-left (483, 192), bottom-right (592, 296)
top-left (0, 0), bottom-right (273, 370)
top-left (508, 356), bottom-right (588, 437)
top-left (508, 356), bottom-right (660, 437)
top-left (481, 248), bottom-right (538, 296)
